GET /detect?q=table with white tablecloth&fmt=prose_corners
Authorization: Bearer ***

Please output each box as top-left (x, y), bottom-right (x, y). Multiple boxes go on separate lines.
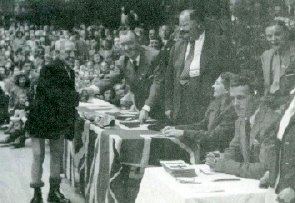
top-left (63, 101), bottom-right (199, 203)
top-left (136, 165), bottom-right (269, 203)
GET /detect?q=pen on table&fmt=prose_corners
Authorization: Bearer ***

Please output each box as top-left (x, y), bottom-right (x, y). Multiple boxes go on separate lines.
top-left (208, 190), bottom-right (225, 193)
top-left (212, 178), bottom-right (241, 182)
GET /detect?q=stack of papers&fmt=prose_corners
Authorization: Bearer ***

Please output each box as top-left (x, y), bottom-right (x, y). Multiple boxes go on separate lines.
top-left (160, 160), bottom-right (197, 178)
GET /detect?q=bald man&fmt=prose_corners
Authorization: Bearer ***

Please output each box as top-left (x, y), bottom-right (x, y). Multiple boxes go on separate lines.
top-left (97, 30), bottom-right (165, 122)
top-left (165, 9), bottom-right (233, 125)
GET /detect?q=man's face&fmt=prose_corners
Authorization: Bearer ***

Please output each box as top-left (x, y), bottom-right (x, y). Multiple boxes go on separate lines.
top-left (19, 94), bottom-right (27, 105)
top-left (149, 29), bottom-right (156, 40)
top-left (104, 90), bottom-right (112, 101)
top-left (120, 32), bottom-right (140, 59)
top-left (23, 63), bottom-right (31, 72)
top-left (0, 67), bottom-right (5, 78)
top-left (159, 26), bottom-right (171, 40)
top-left (230, 85), bottom-right (251, 118)
top-left (149, 40), bottom-right (160, 50)
top-left (18, 76), bottom-right (26, 87)
top-left (265, 25), bottom-right (287, 50)
top-left (179, 13), bottom-right (202, 41)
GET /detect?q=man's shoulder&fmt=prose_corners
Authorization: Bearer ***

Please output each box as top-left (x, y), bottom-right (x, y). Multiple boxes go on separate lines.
top-left (261, 49), bottom-right (275, 59)
top-left (140, 46), bottom-right (160, 63)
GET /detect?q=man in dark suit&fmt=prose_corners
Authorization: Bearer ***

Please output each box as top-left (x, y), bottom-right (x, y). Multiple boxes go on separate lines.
top-left (97, 30), bottom-right (164, 122)
top-left (262, 80), bottom-right (295, 203)
top-left (165, 9), bottom-right (232, 125)
top-left (27, 46), bottom-right (79, 203)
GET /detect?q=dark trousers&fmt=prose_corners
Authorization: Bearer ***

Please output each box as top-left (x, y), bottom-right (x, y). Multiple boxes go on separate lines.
top-left (175, 77), bottom-right (208, 125)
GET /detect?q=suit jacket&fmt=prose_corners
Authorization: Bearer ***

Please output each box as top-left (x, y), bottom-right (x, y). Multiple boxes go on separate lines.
top-left (27, 59), bottom-right (79, 140)
top-left (176, 95), bottom-right (236, 154)
top-left (215, 105), bottom-right (280, 179)
top-left (165, 30), bottom-right (232, 121)
top-left (269, 98), bottom-right (295, 193)
top-left (96, 46), bottom-right (164, 117)
top-left (261, 45), bottom-right (295, 96)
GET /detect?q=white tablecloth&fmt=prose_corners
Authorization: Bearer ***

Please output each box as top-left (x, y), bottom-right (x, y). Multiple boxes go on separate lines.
top-left (136, 165), bottom-right (269, 203)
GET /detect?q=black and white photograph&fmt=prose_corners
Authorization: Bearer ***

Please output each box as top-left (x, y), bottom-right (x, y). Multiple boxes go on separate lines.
top-left (0, 0), bottom-right (295, 203)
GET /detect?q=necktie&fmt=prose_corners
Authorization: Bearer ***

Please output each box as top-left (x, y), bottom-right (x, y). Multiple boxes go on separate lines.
top-left (65, 66), bottom-right (71, 79)
top-left (180, 41), bottom-right (195, 85)
top-left (270, 51), bottom-right (281, 94)
top-left (133, 60), bottom-right (139, 71)
top-left (240, 118), bottom-right (251, 163)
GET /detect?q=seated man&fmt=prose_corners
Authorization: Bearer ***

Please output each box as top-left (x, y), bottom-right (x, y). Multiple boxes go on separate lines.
top-left (205, 73), bottom-right (281, 179)
top-left (162, 72), bottom-right (237, 159)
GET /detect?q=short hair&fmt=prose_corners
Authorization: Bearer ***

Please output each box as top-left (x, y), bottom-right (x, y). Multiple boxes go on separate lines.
top-left (220, 72), bottom-right (234, 91)
top-left (119, 30), bottom-right (138, 43)
top-left (180, 9), bottom-right (204, 23)
top-left (230, 72), bottom-right (254, 93)
top-left (266, 20), bottom-right (289, 32)
top-left (14, 73), bottom-right (30, 87)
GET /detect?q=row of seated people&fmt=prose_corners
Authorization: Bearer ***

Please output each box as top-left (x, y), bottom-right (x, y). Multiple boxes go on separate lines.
top-left (94, 11), bottom-right (295, 202)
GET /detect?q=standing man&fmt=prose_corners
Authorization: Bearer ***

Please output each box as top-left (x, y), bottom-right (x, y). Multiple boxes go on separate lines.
top-left (265, 87), bottom-right (295, 203)
top-left (165, 9), bottom-right (232, 125)
top-left (97, 30), bottom-right (164, 122)
top-left (27, 44), bottom-right (79, 203)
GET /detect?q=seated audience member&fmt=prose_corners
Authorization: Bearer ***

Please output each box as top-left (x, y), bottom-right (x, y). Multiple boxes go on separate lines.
top-left (149, 39), bottom-right (161, 50)
top-left (9, 73), bottom-right (30, 109)
top-left (2, 93), bottom-right (28, 147)
top-left (261, 20), bottom-right (295, 96)
top-left (162, 72), bottom-right (237, 159)
top-left (149, 28), bottom-right (157, 41)
top-left (0, 86), bottom-right (9, 125)
top-left (206, 73), bottom-right (281, 179)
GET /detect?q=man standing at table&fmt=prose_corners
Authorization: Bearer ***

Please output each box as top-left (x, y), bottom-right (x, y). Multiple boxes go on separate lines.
top-left (206, 73), bottom-right (281, 179)
top-left (27, 44), bottom-right (79, 203)
top-left (264, 90), bottom-right (295, 203)
top-left (165, 9), bottom-right (233, 125)
top-left (96, 30), bottom-right (164, 122)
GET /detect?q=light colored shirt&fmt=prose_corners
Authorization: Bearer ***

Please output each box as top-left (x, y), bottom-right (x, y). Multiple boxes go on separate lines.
top-left (275, 90), bottom-right (295, 190)
top-left (185, 31), bottom-right (205, 77)
top-left (129, 55), bottom-right (140, 66)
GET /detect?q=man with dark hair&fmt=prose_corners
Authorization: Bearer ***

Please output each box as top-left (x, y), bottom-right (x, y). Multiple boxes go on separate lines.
top-left (165, 9), bottom-right (233, 125)
top-left (206, 73), bottom-right (281, 179)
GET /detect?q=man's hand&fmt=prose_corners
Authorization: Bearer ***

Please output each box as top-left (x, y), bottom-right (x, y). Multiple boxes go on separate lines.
top-left (165, 110), bottom-right (172, 120)
top-left (205, 152), bottom-right (221, 169)
top-left (139, 109), bottom-right (149, 124)
top-left (259, 171), bottom-right (270, 188)
top-left (277, 188), bottom-right (295, 203)
top-left (162, 127), bottom-right (184, 137)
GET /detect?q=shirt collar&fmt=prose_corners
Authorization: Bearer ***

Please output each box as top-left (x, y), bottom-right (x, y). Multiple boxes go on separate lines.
top-left (194, 31), bottom-right (205, 42)
top-left (129, 55), bottom-right (140, 66)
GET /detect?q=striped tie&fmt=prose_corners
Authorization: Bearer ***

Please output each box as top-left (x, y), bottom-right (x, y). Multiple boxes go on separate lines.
top-left (180, 41), bottom-right (195, 85)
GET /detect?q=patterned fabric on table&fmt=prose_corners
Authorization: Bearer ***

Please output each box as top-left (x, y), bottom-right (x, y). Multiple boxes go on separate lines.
top-left (65, 122), bottom-right (197, 203)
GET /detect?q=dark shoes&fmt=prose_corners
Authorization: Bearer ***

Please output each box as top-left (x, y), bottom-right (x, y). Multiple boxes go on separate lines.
top-left (14, 136), bottom-right (26, 148)
top-left (47, 189), bottom-right (71, 203)
top-left (30, 189), bottom-right (43, 203)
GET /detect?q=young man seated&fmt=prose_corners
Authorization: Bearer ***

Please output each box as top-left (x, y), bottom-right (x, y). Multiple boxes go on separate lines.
top-left (161, 72), bottom-right (237, 159)
top-left (205, 73), bottom-right (282, 179)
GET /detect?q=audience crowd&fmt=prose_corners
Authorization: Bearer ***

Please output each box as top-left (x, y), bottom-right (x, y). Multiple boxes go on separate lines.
top-left (0, 1), bottom-right (295, 202)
